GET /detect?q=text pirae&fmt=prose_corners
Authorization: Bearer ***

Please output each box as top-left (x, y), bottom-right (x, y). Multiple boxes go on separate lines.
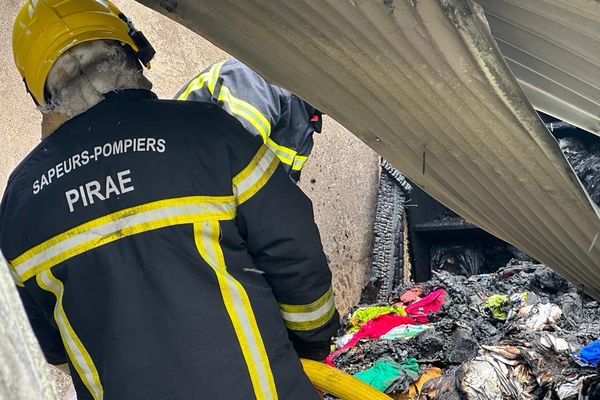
top-left (65, 170), bottom-right (135, 212)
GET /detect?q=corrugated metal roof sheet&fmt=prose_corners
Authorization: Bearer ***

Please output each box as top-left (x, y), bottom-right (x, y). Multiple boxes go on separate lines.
top-left (138, 0), bottom-right (600, 298)
top-left (479, 0), bottom-right (600, 135)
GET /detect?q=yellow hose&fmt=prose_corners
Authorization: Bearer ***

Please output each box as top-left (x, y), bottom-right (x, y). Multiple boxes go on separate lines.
top-left (301, 358), bottom-right (393, 400)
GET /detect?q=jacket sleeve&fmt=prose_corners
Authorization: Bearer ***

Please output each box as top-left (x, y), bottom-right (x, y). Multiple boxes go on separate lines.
top-left (230, 140), bottom-right (340, 360)
top-left (271, 90), bottom-right (318, 182)
top-left (176, 58), bottom-right (282, 143)
top-left (1, 192), bottom-right (67, 365)
top-left (178, 59), bottom-right (324, 178)
top-left (16, 285), bottom-right (68, 365)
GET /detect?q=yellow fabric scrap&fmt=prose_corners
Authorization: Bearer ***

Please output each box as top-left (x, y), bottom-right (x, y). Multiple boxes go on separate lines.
top-left (349, 306), bottom-right (407, 332)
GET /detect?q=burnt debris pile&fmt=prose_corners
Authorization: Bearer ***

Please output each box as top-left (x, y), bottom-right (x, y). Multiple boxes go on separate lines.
top-left (559, 135), bottom-right (600, 206)
top-left (327, 261), bottom-right (600, 399)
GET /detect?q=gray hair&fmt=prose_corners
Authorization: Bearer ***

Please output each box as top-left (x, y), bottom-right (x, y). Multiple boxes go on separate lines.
top-left (43, 40), bottom-right (152, 117)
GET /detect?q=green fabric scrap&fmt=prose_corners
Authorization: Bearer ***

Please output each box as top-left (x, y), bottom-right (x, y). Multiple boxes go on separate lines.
top-left (353, 357), bottom-right (420, 392)
top-left (484, 294), bottom-right (509, 320)
top-left (349, 306), bottom-right (407, 332)
top-left (399, 357), bottom-right (420, 380)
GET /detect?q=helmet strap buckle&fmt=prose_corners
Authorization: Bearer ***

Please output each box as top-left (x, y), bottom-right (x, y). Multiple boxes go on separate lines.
top-left (117, 12), bottom-right (156, 67)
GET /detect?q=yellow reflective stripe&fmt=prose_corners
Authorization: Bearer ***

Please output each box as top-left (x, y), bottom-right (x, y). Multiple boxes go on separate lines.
top-left (177, 60), bottom-right (225, 100)
top-left (233, 146), bottom-right (269, 185)
top-left (208, 60), bottom-right (225, 93)
top-left (12, 196), bottom-right (236, 282)
top-left (205, 60), bottom-right (272, 142)
top-left (177, 72), bottom-right (210, 100)
top-left (265, 138), bottom-right (296, 159)
top-left (279, 287), bottom-right (336, 332)
top-left (265, 138), bottom-right (295, 165)
top-left (194, 222), bottom-right (277, 400)
top-left (232, 146), bottom-right (279, 205)
top-left (292, 155), bottom-right (308, 171)
top-left (266, 138), bottom-right (308, 171)
top-left (282, 307), bottom-right (336, 331)
top-left (279, 287), bottom-right (334, 313)
top-left (5, 258), bottom-right (25, 287)
top-left (37, 270), bottom-right (103, 400)
top-left (218, 86), bottom-right (271, 142)
top-left (13, 195), bottom-right (234, 266)
top-left (265, 138), bottom-right (296, 158)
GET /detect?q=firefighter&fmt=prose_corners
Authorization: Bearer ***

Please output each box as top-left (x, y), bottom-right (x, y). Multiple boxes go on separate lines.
top-left (176, 59), bottom-right (323, 182)
top-left (0, 1), bottom-right (339, 399)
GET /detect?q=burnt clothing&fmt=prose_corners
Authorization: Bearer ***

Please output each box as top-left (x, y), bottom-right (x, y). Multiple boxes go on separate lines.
top-left (176, 58), bottom-right (322, 182)
top-left (0, 89), bottom-right (339, 400)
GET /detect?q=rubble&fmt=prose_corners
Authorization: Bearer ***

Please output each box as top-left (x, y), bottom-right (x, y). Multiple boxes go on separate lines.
top-left (327, 262), bottom-right (600, 399)
top-left (559, 135), bottom-right (600, 206)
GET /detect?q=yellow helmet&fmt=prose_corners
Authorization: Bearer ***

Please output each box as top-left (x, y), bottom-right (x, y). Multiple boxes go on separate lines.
top-left (12, 0), bottom-right (155, 106)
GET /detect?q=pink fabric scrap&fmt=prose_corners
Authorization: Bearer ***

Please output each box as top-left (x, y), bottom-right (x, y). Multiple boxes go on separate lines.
top-left (405, 289), bottom-right (446, 318)
top-left (326, 314), bottom-right (416, 366)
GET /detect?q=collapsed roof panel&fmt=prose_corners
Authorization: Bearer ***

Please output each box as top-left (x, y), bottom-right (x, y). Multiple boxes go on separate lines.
top-left (137, 0), bottom-right (600, 299)
top-left (478, 0), bottom-right (600, 135)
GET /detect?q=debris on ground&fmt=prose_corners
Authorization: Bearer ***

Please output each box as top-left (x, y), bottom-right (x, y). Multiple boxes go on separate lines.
top-left (327, 261), bottom-right (600, 399)
top-left (430, 243), bottom-right (530, 277)
top-left (559, 135), bottom-right (600, 206)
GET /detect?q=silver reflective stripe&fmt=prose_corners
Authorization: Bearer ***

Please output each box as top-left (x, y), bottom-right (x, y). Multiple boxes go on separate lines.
top-left (195, 222), bottom-right (277, 399)
top-left (15, 199), bottom-right (235, 281)
top-left (291, 155), bottom-right (308, 171)
top-left (281, 294), bottom-right (336, 323)
top-left (265, 140), bottom-right (295, 165)
top-left (37, 270), bottom-right (103, 400)
top-left (233, 149), bottom-right (277, 200)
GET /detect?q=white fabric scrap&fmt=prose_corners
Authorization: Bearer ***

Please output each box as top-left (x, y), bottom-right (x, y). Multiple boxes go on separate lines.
top-left (517, 303), bottom-right (562, 330)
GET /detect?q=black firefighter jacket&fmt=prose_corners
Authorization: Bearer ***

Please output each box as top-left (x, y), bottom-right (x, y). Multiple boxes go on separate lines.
top-left (0, 89), bottom-right (340, 400)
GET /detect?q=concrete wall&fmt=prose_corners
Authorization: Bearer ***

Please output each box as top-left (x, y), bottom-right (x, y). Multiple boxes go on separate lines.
top-left (0, 0), bottom-right (378, 314)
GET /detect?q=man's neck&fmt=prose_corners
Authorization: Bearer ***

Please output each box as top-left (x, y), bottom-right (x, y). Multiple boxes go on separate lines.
top-left (41, 112), bottom-right (70, 139)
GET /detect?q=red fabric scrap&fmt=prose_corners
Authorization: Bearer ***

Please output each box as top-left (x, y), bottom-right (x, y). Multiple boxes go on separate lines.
top-left (405, 289), bottom-right (446, 318)
top-left (326, 314), bottom-right (416, 366)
